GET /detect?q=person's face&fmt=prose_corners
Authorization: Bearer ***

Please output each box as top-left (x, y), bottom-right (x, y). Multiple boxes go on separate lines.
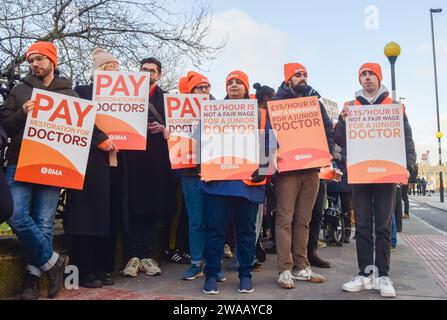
top-left (102, 61), bottom-right (119, 71)
top-left (360, 71), bottom-right (380, 94)
top-left (226, 79), bottom-right (246, 99)
top-left (27, 54), bottom-right (53, 79)
top-left (288, 71), bottom-right (308, 91)
top-left (192, 83), bottom-right (211, 95)
top-left (141, 63), bottom-right (161, 85)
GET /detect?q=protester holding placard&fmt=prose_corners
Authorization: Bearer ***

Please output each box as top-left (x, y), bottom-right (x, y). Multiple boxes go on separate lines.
top-left (0, 42), bottom-right (72, 299)
top-left (337, 63), bottom-right (416, 298)
top-left (273, 63), bottom-right (334, 289)
top-left (64, 48), bottom-right (121, 288)
top-left (122, 57), bottom-right (175, 278)
top-left (200, 70), bottom-right (270, 295)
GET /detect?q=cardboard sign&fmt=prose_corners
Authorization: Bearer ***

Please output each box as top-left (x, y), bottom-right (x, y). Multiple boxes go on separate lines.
top-left (201, 99), bottom-right (259, 180)
top-left (321, 97), bottom-right (339, 122)
top-left (267, 96), bottom-right (331, 172)
top-left (15, 89), bottom-right (96, 190)
top-left (346, 104), bottom-right (408, 184)
top-left (93, 71), bottom-right (150, 150)
top-left (164, 94), bottom-right (208, 169)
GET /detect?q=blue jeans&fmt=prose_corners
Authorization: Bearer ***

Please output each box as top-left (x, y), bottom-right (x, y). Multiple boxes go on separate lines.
top-left (391, 214), bottom-right (397, 247)
top-left (181, 176), bottom-right (205, 265)
top-left (203, 193), bottom-right (258, 279)
top-left (6, 165), bottom-right (60, 275)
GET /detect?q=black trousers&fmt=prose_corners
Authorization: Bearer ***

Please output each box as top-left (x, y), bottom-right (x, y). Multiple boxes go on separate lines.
top-left (0, 169), bottom-right (13, 224)
top-left (308, 180), bottom-right (326, 252)
top-left (340, 192), bottom-right (353, 231)
top-left (401, 185), bottom-right (409, 214)
top-left (71, 234), bottom-right (118, 276)
top-left (126, 214), bottom-right (161, 261)
top-left (352, 184), bottom-right (396, 277)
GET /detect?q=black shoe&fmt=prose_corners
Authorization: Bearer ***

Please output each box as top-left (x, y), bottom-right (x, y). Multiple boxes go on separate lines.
top-left (96, 271), bottom-right (114, 286)
top-left (46, 254), bottom-right (69, 298)
top-left (20, 273), bottom-right (40, 300)
top-left (308, 248), bottom-right (331, 268)
top-left (80, 272), bottom-right (103, 288)
top-left (163, 249), bottom-right (190, 264)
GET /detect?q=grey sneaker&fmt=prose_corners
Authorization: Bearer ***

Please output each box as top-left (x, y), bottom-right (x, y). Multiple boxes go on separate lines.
top-left (121, 257), bottom-right (140, 277)
top-left (139, 258), bottom-right (161, 276)
top-left (277, 270), bottom-right (295, 289)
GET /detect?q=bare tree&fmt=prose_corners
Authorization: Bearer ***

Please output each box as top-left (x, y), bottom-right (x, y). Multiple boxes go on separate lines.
top-left (0, 0), bottom-right (226, 90)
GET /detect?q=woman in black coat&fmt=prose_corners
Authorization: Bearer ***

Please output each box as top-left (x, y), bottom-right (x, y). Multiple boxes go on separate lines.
top-left (64, 48), bottom-right (124, 287)
top-left (0, 123), bottom-right (13, 224)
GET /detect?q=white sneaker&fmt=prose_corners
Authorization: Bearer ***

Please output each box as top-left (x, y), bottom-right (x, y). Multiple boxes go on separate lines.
top-left (377, 276), bottom-right (396, 298)
top-left (121, 257), bottom-right (140, 277)
top-left (139, 258), bottom-right (161, 276)
top-left (291, 266), bottom-right (326, 283)
top-left (277, 270), bottom-right (295, 289)
top-left (342, 275), bottom-right (374, 292)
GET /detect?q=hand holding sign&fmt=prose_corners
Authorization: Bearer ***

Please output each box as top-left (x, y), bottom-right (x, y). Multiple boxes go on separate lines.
top-left (148, 121), bottom-right (165, 134)
top-left (23, 100), bottom-right (35, 113)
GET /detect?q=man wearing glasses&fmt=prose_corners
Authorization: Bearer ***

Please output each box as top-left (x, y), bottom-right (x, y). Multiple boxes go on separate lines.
top-left (0, 41), bottom-right (74, 299)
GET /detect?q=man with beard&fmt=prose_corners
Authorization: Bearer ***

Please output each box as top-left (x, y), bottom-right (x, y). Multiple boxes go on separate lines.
top-left (0, 42), bottom-right (73, 299)
top-left (273, 63), bottom-right (335, 289)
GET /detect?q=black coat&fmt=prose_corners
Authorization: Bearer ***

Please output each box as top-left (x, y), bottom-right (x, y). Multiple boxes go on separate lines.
top-left (124, 85), bottom-right (177, 216)
top-left (64, 84), bottom-right (122, 236)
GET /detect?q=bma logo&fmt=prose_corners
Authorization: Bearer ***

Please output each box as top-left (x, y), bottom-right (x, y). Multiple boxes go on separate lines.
top-left (367, 167), bottom-right (386, 173)
top-left (295, 154), bottom-right (312, 161)
top-left (111, 135), bottom-right (127, 141)
top-left (41, 167), bottom-right (63, 176)
top-left (221, 164), bottom-right (239, 170)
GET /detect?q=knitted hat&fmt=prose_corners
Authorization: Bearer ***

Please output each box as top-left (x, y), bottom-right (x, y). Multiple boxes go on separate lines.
top-left (93, 48), bottom-right (119, 70)
top-left (178, 77), bottom-right (189, 94)
top-left (188, 74), bottom-right (210, 93)
top-left (226, 70), bottom-right (249, 92)
top-left (284, 63), bottom-right (307, 83)
top-left (358, 63), bottom-right (383, 83)
top-left (26, 42), bottom-right (58, 67)
top-left (187, 71), bottom-right (201, 82)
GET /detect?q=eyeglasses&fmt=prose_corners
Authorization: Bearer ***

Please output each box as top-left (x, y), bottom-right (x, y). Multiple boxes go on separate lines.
top-left (141, 68), bottom-right (158, 74)
top-left (195, 85), bottom-right (211, 91)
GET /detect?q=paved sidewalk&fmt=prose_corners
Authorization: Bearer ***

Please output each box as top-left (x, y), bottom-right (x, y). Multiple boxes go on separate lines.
top-left (39, 212), bottom-right (447, 301)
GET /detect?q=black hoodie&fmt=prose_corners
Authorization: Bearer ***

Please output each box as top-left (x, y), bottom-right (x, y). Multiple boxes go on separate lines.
top-left (272, 82), bottom-right (335, 173)
top-left (0, 74), bottom-right (78, 165)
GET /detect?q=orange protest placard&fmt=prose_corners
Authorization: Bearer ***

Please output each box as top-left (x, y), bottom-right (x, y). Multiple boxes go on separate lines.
top-left (200, 99), bottom-right (259, 181)
top-left (347, 104), bottom-right (408, 184)
top-left (267, 96), bottom-right (331, 172)
top-left (15, 89), bottom-right (96, 190)
top-left (93, 71), bottom-right (150, 150)
top-left (164, 94), bottom-right (208, 169)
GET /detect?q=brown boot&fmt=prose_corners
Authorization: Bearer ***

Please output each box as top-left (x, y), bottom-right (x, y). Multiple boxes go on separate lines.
top-left (308, 248), bottom-right (331, 268)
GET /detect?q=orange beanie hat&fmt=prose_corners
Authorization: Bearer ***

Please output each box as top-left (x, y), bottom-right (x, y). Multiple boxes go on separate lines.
top-left (187, 71), bottom-right (202, 82)
top-left (26, 41), bottom-right (58, 67)
top-left (284, 63), bottom-right (307, 83)
top-left (188, 74), bottom-right (210, 93)
top-left (226, 70), bottom-right (249, 92)
top-left (178, 77), bottom-right (189, 94)
top-left (358, 63), bottom-right (383, 83)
